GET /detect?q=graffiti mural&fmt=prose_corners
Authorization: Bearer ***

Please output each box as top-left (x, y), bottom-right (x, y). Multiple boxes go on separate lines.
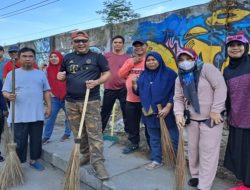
top-left (33, 37), bottom-right (51, 66)
top-left (132, 4), bottom-right (250, 72)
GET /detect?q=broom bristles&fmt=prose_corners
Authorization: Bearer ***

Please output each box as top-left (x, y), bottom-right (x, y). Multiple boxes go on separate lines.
top-left (0, 143), bottom-right (24, 190)
top-left (2, 122), bottom-right (12, 154)
top-left (62, 144), bottom-right (80, 190)
top-left (160, 118), bottom-right (176, 167)
top-left (175, 127), bottom-right (186, 190)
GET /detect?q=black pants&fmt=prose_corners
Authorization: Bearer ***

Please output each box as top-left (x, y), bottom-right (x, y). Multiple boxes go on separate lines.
top-left (101, 88), bottom-right (128, 132)
top-left (126, 101), bottom-right (143, 145)
top-left (14, 121), bottom-right (43, 163)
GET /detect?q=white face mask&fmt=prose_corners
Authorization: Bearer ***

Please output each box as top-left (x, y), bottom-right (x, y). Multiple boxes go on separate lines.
top-left (178, 60), bottom-right (195, 71)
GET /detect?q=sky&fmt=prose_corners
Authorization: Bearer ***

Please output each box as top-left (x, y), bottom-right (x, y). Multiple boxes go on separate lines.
top-left (0, 0), bottom-right (210, 45)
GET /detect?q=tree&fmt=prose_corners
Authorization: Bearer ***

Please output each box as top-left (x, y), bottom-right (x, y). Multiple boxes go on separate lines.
top-left (96, 0), bottom-right (140, 24)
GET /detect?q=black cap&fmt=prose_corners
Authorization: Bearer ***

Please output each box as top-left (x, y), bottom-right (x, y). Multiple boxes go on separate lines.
top-left (132, 40), bottom-right (146, 46)
top-left (8, 45), bottom-right (19, 53)
top-left (0, 46), bottom-right (4, 51)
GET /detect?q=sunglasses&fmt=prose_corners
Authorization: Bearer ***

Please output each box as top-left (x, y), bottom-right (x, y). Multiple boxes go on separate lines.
top-left (73, 39), bottom-right (88, 44)
top-left (226, 34), bottom-right (248, 43)
top-left (9, 51), bottom-right (18, 53)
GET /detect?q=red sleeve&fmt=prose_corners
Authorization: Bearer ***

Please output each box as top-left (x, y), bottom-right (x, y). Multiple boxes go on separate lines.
top-left (34, 64), bottom-right (39, 69)
top-left (3, 62), bottom-right (10, 79)
top-left (118, 59), bottom-right (134, 79)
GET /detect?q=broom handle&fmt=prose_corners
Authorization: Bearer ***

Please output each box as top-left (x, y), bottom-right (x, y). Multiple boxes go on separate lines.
top-left (77, 88), bottom-right (90, 138)
top-left (110, 102), bottom-right (116, 137)
top-left (11, 58), bottom-right (16, 142)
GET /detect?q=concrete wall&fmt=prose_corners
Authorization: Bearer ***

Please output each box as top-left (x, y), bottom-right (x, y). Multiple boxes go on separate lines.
top-left (5, 2), bottom-right (250, 70)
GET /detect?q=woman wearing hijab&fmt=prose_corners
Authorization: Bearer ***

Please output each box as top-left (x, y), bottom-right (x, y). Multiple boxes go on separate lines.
top-left (133, 51), bottom-right (179, 170)
top-left (224, 33), bottom-right (250, 190)
top-left (42, 50), bottom-right (71, 144)
top-left (174, 48), bottom-right (227, 190)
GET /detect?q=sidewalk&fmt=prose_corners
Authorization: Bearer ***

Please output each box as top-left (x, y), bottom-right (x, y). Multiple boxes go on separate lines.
top-left (42, 125), bottom-right (233, 190)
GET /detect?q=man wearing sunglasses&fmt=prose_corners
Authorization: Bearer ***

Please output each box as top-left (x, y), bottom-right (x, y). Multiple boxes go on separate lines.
top-left (57, 31), bottom-right (110, 180)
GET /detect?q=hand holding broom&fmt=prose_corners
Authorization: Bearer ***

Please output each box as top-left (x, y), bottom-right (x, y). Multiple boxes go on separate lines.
top-left (157, 104), bottom-right (176, 168)
top-left (0, 58), bottom-right (24, 190)
top-left (62, 88), bottom-right (90, 190)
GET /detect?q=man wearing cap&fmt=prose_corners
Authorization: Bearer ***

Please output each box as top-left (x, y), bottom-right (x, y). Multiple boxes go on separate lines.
top-left (57, 31), bottom-right (110, 180)
top-left (119, 40), bottom-right (148, 154)
top-left (3, 45), bottom-right (39, 80)
top-left (101, 35), bottom-right (130, 133)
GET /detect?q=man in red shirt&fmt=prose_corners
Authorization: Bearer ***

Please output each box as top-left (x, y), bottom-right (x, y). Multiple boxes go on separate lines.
top-left (101, 35), bottom-right (130, 132)
top-left (3, 45), bottom-right (39, 79)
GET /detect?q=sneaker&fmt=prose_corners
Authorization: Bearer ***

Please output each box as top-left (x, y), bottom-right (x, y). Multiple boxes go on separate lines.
top-left (145, 161), bottom-right (163, 170)
top-left (60, 134), bottom-right (70, 142)
top-left (0, 155), bottom-right (4, 162)
top-left (188, 178), bottom-right (199, 187)
top-left (93, 162), bottom-right (109, 180)
top-left (30, 161), bottom-right (45, 171)
top-left (42, 138), bottom-right (50, 145)
top-left (80, 156), bottom-right (90, 166)
top-left (122, 144), bottom-right (139, 154)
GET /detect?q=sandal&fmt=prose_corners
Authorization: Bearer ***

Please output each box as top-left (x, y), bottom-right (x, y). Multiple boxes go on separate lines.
top-left (145, 161), bottom-right (163, 170)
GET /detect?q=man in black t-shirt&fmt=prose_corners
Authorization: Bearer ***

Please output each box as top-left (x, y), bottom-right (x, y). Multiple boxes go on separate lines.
top-left (57, 31), bottom-right (110, 180)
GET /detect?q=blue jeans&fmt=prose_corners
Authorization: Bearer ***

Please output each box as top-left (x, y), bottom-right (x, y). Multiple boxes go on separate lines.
top-left (143, 113), bottom-right (179, 164)
top-left (43, 97), bottom-right (71, 139)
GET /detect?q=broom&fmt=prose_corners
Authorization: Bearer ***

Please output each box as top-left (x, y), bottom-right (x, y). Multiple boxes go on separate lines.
top-left (157, 104), bottom-right (176, 168)
top-left (2, 117), bottom-right (12, 154)
top-left (103, 102), bottom-right (119, 146)
top-left (0, 58), bottom-right (24, 190)
top-left (175, 126), bottom-right (186, 190)
top-left (62, 88), bottom-right (90, 190)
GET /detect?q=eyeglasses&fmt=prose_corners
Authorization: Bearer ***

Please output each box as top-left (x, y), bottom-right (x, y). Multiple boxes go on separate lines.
top-left (73, 39), bottom-right (88, 44)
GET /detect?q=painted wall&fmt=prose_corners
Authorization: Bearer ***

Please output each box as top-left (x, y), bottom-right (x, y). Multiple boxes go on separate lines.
top-left (5, 2), bottom-right (250, 71)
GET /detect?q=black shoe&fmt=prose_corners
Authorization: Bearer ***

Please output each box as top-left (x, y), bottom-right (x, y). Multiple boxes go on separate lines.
top-left (0, 155), bottom-right (5, 162)
top-left (122, 144), bottom-right (139, 154)
top-left (188, 178), bottom-right (199, 187)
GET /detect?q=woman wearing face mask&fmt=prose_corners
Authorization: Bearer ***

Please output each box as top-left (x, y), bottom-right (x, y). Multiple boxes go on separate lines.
top-left (174, 48), bottom-right (227, 190)
top-left (223, 33), bottom-right (250, 190)
top-left (42, 50), bottom-right (71, 144)
top-left (133, 51), bottom-right (179, 170)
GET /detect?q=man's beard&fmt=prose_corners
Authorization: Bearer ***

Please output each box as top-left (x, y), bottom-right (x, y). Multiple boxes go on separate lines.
top-left (22, 64), bottom-right (33, 70)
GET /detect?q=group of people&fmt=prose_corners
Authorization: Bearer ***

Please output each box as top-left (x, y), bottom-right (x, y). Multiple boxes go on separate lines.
top-left (0, 30), bottom-right (249, 190)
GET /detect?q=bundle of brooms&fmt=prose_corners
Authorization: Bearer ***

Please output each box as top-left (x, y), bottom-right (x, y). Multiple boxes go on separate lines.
top-left (175, 127), bottom-right (186, 190)
top-left (0, 59), bottom-right (24, 190)
top-left (157, 104), bottom-right (176, 168)
top-left (62, 88), bottom-right (90, 190)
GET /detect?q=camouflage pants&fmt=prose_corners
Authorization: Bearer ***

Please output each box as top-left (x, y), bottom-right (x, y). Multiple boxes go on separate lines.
top-left (65, 100), bottom-right (104, 164)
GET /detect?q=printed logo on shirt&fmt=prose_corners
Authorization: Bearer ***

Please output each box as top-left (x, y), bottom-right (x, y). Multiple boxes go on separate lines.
top-left (129, 68), bottom-right (144, 75)
top-left (69, 64), bottom-right (79, 74)
top-left (69, 60), bottom-right (74, 64)
top-left (86, 59), bottom-right (92, 64)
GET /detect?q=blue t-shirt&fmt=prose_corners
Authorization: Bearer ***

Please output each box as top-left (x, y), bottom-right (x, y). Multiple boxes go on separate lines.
top-left (2, 68), bottom-right (51, 123)
top-left (0, 58), bottom-right (10, 80)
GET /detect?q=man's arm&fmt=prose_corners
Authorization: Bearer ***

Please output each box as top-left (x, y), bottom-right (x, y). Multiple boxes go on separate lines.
top-left (86, 71), bottom-right (111, 89)
top-left (44, 91), bottom-right (51, 118)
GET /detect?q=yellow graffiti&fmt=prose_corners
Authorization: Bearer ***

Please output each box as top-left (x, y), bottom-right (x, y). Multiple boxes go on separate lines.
top-left (185, 39), bottom-right (221, 64)
top-left (184, 26), bottom-right (208, 39)
top-left (206, 8), bottom-right (250, 26)
top-left (146, 41), bottom-right (178, 72)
